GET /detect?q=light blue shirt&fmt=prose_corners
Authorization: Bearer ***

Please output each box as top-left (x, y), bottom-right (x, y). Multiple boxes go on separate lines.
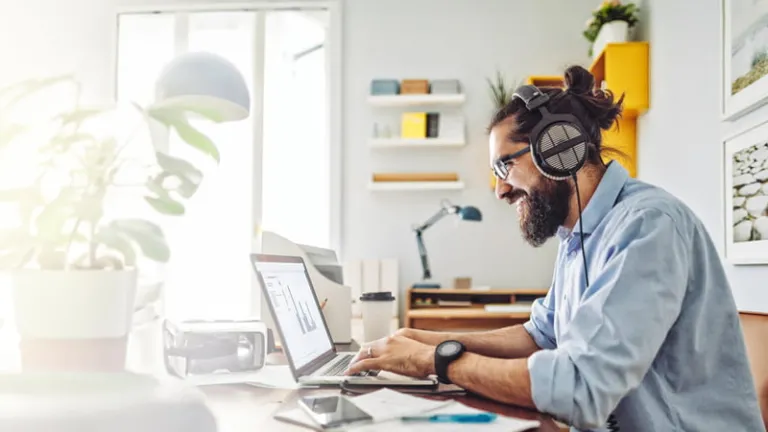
top-left (524, 161), bottom-right (765, 431)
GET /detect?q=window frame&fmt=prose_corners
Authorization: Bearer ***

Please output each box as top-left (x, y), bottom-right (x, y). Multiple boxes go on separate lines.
top-left (110, 0), bottom-right (344, 255)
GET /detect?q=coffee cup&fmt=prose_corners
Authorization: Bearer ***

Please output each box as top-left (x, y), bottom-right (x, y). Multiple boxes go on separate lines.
top-left (359, 292), bottom-right (395, 342)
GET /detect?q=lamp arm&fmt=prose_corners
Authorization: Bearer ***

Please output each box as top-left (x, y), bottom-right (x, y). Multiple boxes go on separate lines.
top-left (415, 230), bottom-right (431, 280)
top-left (414, 207), bottom-right (451, 233)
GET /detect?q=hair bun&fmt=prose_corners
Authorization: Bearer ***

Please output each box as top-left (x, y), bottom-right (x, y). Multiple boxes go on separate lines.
top-left (563, 65), bottom-right (595, 96)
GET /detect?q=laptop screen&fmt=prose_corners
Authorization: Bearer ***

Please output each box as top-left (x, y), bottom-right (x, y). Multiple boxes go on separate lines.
top-left (254, 259), bottom-right (334, 370)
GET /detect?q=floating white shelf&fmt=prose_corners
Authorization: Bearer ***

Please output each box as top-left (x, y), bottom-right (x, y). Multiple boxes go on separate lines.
top-left (368, 181), bottom-right (465, 191)
top-left (367, 94), bottom-right (466, 107)
top-left (369, 138), bottom-right (465, 148)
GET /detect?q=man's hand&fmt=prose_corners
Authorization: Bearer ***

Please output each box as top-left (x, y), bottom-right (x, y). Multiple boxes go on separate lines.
top-left (345, 335), bottom-right (436, 378)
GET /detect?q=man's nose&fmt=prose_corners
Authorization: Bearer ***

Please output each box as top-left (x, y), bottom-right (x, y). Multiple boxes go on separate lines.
top-left (495, 178), bottom-right (511, 200)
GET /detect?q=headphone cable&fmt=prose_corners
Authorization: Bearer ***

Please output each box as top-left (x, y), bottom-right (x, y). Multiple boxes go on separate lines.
top-left (573, 174), bottom-right (589, 287)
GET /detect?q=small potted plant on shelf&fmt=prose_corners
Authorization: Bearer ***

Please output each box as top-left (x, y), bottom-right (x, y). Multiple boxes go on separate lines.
top-left (583, 0), bottom-right (639, 59)
top-left (486, 70), bottom-right (520, 112)
top-left (0, 54), bottom-right (248, 371)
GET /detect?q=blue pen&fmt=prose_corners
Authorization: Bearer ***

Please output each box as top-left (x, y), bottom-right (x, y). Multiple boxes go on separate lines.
top-left (401, 413), bottom-right (498, 423)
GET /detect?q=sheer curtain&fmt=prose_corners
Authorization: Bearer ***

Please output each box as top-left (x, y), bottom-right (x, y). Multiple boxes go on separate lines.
top-left (115, 7), bottom-right (331, 321)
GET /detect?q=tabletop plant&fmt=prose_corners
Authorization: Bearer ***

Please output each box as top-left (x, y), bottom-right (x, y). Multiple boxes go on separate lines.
top-left (0, 75), bottom-right (221, 272)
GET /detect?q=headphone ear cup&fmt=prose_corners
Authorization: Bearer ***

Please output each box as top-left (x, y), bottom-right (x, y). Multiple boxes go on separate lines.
top-left (531, 121), bottom-right (589, 180)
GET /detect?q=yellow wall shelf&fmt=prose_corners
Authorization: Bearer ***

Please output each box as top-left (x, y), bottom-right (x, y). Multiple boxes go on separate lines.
top-left (489, 42), bottom-right (649, 189)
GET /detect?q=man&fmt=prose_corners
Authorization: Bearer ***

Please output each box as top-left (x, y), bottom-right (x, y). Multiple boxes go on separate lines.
top-left (346, 66), bottom-right (765, 431)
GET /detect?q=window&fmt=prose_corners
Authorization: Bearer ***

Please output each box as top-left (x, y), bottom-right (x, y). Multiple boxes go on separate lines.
top-left (115, 4), bottom-right (338, 320)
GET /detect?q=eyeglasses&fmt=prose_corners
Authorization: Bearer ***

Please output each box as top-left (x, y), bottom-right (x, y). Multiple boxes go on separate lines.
top-left (491, 147), bottom-right (530, 181)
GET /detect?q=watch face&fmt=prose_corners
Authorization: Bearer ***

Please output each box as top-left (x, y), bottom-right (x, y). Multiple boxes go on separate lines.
top-left (438, 341), bottom-right (461, 356)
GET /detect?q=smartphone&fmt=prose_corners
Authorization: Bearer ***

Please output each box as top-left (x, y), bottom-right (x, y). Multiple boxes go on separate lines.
top-left (298, 395), bottom-right (373, 429)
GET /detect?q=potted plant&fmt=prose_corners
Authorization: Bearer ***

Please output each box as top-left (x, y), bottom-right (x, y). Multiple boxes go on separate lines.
top-left (583, 1), bottom-right (639, 58)
top-left (0, 59), bottom-right (246, 371)
top-left (486, 70), bottom-right (516, 112)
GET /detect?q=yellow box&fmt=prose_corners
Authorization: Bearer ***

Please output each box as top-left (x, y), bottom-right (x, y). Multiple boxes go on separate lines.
top-left (401, 112), bottom-right (427, 138)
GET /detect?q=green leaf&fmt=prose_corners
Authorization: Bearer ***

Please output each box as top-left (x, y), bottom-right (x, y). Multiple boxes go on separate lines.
top-left (34, 188), bottom-right (78, 243)
top-left (148, 103), bottom-right (226, 123)
top-left (172, 118), bottom-right (220, 163)
top-left (109, 219), bottom-right (170, 262)
top-left (149, 109), bottom-right (220, 163)
top-left (95, 226), bottom-right (136, 267)
top-left (155, 151), bottom-right (203, 181)
top-left (154, 152), bottom-right (203, 199)
top-left (144, 195), bottom-right (185, 216)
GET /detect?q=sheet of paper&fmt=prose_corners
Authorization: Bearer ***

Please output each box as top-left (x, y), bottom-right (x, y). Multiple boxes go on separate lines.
top-left (349, 400), bottom-right (541, 432)
top-left (182, 365), bottom-right (300, 388)
top-left (351, 388), bottom-right (453, 421)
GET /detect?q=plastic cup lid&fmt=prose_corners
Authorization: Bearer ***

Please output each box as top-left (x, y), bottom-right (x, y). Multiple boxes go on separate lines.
top-left (359, 292), bottom-right (395, 301)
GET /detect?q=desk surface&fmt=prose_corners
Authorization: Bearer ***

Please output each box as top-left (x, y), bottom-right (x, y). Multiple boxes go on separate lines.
top-left (201, 384), bottom-right (560, 432)
top-left (201, 341), bottom-right (559, 432)
top-left (0, 321), bottom-right (559, 431)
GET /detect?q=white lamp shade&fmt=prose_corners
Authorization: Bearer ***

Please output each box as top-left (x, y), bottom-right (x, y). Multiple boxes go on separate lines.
top-left (154, 52), bottom-right (250, 122)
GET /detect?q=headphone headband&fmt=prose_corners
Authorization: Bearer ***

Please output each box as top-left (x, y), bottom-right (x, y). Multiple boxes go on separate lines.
top-left (512, 85), bottom-right (550, 111)
top-left (510, 84), bottom-right (590, 180)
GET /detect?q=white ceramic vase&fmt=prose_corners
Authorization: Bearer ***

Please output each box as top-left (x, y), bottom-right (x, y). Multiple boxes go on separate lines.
top-left (11, 269), bottom-right (138, 371)
top-left (592, 20), bottom-right (629, 59)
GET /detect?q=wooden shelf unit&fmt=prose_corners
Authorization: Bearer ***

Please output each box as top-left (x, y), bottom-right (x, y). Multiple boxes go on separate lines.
top-left (405, 287), bottom-right (548, 331)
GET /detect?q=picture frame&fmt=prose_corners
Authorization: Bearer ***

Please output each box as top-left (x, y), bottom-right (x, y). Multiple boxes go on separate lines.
top-left (723, 118), bottom-right (768, 264)
top-left (721, 0), bottom-right (768, 120)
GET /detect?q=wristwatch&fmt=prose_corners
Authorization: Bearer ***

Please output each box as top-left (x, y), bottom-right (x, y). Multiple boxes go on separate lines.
top-left (434, 340), bottom-right (466, 384)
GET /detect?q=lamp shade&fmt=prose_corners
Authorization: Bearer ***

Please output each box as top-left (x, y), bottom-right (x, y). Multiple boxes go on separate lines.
top-left (154, 52), bottom-right (250, 122)
top-left (458, 205), bottom-right (482, 221)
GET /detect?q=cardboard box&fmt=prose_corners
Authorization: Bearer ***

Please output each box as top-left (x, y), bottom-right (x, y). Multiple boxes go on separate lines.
top-left (370, 79), bottom-right (400, 95)
top-left (400, 79), bottom-right (429, 94)
top-left (430, 79), bottom-right (461, 94)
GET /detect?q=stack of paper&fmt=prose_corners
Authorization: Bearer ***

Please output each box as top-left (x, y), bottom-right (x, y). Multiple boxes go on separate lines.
top-left (273, 388), bottom-right (541, 432)
top-left (351, 399), bottom-right (541, 432)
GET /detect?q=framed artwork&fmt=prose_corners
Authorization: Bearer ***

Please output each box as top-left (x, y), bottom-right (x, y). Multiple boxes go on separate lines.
top-left (724, 119), bottom-right (768, 264)
top-left (722, 0), bottom-right (768, 120)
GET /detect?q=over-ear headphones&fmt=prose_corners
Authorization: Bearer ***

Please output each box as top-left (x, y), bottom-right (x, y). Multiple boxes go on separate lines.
top-left (511, 85), bottom-right (591, 181)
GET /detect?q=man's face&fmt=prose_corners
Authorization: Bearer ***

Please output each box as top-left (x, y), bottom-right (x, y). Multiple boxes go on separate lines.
top-left (489, 117), bottom-right (573, 247)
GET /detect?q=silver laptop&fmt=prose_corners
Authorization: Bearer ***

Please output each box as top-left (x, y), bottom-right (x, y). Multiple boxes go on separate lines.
top-left (251, 253), bottom-right (432, 386)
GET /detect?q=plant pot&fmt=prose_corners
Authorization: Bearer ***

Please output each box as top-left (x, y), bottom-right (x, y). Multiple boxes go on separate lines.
top-left (592, 20), bottom-right (629, 59)
top-left (11, 269), bottom-right (138, 372)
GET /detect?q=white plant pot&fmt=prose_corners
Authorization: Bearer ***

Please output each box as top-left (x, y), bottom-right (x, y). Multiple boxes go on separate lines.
top-left (11, 269), bottom-right (138, 371)
top-left (592, 20), bottom-right (629, 59)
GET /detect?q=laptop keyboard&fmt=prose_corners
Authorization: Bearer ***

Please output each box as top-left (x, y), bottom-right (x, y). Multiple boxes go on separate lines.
top-left (324, 354), bottom-right (380, 377)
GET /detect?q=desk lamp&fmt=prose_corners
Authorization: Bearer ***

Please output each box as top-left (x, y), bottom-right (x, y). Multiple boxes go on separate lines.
top-left (412, 200), bottom-right (482, 289)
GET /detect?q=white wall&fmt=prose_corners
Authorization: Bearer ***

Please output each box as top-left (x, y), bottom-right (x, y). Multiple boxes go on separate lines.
top-left (341, 0), bottom-right (597, 309)
top-left (1, 0), bottom-right (601, 315)
top-left (637, 0), bottom-right (768, 313)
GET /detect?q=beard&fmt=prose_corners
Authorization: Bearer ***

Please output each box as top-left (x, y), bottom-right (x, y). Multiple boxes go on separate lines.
top-left (507, 178), bottom-right (573, 247)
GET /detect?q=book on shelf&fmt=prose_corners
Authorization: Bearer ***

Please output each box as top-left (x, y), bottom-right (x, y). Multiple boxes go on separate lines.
top-left (371, 172), bottom-right (459, 182)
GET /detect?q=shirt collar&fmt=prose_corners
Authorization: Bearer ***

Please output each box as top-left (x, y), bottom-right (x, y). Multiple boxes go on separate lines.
top-left (557, 161), bottom-right (629, 240)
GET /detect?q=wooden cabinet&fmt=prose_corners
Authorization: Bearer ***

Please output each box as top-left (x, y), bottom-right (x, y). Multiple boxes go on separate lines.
top-left (405, 288), bottom-right (548, 331)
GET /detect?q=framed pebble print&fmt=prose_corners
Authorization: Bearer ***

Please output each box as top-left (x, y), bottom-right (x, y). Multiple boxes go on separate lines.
top-left (724, 119), bottom-right (768, 264)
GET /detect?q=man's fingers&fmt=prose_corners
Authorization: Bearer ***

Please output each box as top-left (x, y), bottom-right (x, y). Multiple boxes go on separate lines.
top-left (345, 358), bottom-right (378, 375)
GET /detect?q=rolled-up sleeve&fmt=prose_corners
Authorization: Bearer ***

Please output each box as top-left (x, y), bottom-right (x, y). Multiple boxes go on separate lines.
top-left (527, 209), bottom-right (689, 429)
top-left (524, 285), bottom-right (557, 350)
